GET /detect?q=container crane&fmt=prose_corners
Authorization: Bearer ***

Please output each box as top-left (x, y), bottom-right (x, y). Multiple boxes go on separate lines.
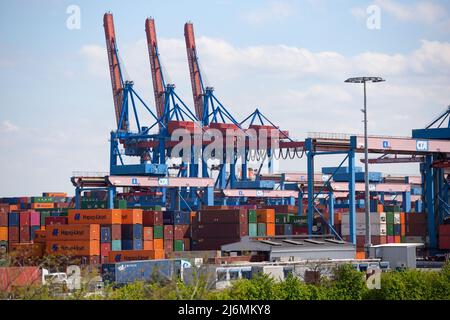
top-left (104, 13), bottom-right (127, 131)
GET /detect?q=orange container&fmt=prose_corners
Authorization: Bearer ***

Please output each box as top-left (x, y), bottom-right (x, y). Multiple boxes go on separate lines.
top-left (183, 238), bottom-right (190, 251)
top-left (154, 238), bottom-right (164, 250)
top-left (33, 230), bottom-right (46, 243)
top-left (9, 205), bottom-right (19, 211)
top-left (401, 224), bottom-right (406, 236)
top-left (151, 249), bottom-right (165, 260)
top-left (44, 192), bottom-right (67, 197)
top-left (256, 209), bottom-right (275, 223)
top-left (266, 223), bottom-right (275, 236)
top-left (394, 236), bottom-right (401, 243)
top-left (31, 203), bottom-right (54, 209)
top-left (9, 243), bottom-right (44, 258)
top-left (355, 251), bottom-right (366, 259)
top-left (190, 212), bottom-right (197, 224)
top-left (400, 212), bottom-right (405, 225)
top-left (46, 224), bottom-right (100, 241)
top-left (143, 240), bottom-right (154, 250)
top-left (377, 204), bottom-right (384, 213)
top-left (143, 227), bottom-right (153, 241)
top-left (68, 209), bottom-right (122, 224)
top-left (121, 209), bottom-right (143, 224)
top-left (108, 250), bottom-right (154, 262)
top-left (0, 227), bottom-right (7, 241)
top-left (46, 240), bottom-right (100, 256)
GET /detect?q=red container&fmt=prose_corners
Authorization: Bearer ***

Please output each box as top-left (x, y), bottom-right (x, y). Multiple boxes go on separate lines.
top-left (196, 209), bottom-right (247, 224)
top-left (45, 217), bottom-right (68, 226)
top-left (292, 226), bottom-right (308, 235)
top-left (143, 210), bottom-right (163, 226)
top-left (387, 236), bottom-right (395, 243)
top-left (111, 224), bottom-right (121, 240)
top-left (439, 224), bottom-right (450, 237)
top-left (192, 237), bottom-right (240, 250)
top-left (0, 210), bottom-right (7, 227)
top-left (8, 227), bottom-right (19, 242)
top-left (101, 243), bottom-right (111, 257)
top-left (275, 224), bottom-right (284, 235)
top-left (192, 223), bottom-right (247, 239)
top-left (143, 227), bottom-right (153, 241)
top-left (19, 226), bottom-right (30, 242)
top-left (372, 236), bottom-right (387, 245)
top-left (439, 235), bottom-right (450, 250)
top-left (0, 267), bottom-right (41, 292)
top-left (174, 225), bottom-right (190, 240)
top-left (164, 225), bottom-right (174, 240)
top-left (164, 239), bottom-right (173, 253)
top-left (29, 211), bottom-right (40, 226)
top-left (20, 211), bottom-right (30, 226)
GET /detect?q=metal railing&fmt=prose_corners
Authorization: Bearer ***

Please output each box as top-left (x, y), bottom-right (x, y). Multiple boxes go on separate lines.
top-left (72, 171), bottom-right (109, 177)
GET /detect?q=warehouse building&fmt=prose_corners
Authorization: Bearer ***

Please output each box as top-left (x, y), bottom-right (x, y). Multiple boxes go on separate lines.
top-left (221, 236), bottom-right (356, 262)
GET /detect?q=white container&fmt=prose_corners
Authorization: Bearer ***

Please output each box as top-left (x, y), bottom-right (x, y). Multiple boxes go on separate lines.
top-left (394, 213), bottom-right (401, 224)
top-left (341, 223), bottom-right (387, 236)
top-left (341, 212), bottom-right (386, 224)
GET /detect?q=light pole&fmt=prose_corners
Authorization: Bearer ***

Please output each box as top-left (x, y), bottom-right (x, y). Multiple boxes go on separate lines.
top-left (345, 76), bottom-right (385, 257)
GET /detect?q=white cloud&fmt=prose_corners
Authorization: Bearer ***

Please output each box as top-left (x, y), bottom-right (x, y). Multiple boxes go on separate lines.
top-left (0, 120), bottom-right (19, 133)
top-left (79, 44), bottom-right (109, 78)
top-left (241, 1), bottom-right (294, 25)
top-left (375, 0), bottom-right (449, 25)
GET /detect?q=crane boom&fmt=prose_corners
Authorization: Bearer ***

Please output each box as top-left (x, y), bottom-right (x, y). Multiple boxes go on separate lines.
top-left (184, 22), bottom-right (204, 121)
top-left (145, 18), bottom-right (166, 120)
top-left (103, 13), bottom-right (126, 131)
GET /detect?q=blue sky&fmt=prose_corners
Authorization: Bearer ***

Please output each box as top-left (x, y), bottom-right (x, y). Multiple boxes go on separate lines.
top-left (1, 0), bottom-right (450, 196)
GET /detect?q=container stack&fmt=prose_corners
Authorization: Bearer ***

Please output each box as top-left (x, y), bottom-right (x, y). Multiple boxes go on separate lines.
top-left (256, 209), bottom-right (275, 237)
top-left (191, 209), bottom-right (248, 250)
top-left (385, 205), bottom-right (405, 243)
top-left (45, 224), bottom-right (100, 264)
top-left (142, 210), bottom-right (165, 259)
top-left (120, 209), bottom-right (143, 250)
top-left (164, 211), bottom-right (191, 253)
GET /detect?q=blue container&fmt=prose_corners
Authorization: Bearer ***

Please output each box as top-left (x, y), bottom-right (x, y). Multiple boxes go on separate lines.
top-left (101, 227), bottom-right (111, 243)
top-left (121, 240), bottom-right (133, 250)
top-left (30, 226), bottom-right (40, 240)
top-left (394, 224), bottom-right (401, 236)
top-left (133, 239), bottom-right (143, 250)
top-left (333, 172), bottom-right (383, 183)
top-left (20, 203), bottom-right (29, 210)
top-left (101, 260), bottom-right (178, 284)
top-left (111, 240), bottom-right (121, 251)
top-left (8, 212), bottom-right (19, 226)
top-left (163, 211), bottom-right (190, 225)
top-left (121, 224), bottom-right (143, 240)
top-left (284, 224), bottom-right (293, 235)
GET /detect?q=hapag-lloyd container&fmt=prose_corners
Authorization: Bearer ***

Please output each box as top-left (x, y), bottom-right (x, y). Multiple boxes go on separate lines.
top-left (108, 250), bottom-right (155, 262)
top-left (68, 209), bottom-right (122, 224)
top-left (46, 240), bottom-right (100, 256)
top-left (46, 224), bottom-right (100, 241)
top-left (121, 209), bottom-right (143, 224)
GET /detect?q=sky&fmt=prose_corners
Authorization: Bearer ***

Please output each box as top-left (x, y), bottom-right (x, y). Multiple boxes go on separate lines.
top-left (0, 0), bottom-right (449, 196)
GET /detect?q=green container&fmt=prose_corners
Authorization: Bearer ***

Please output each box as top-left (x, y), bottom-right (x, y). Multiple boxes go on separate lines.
top-left (257, 223), bottom-right (266, 236)
top-left (40, 211), bottom-right (51, 226)
top-left (153, 225), bottom-right (164, 239)
top-left (111, 240), bottom-right (122, 251)
top-left (385, 205), bottom-right (401, 213)
top-left (401, 236), bottom-right (406, 243)
top-left (288, 215), bottom-right (307, 225)
top-left (386, 212), bottom-right (394, 224)
top-left (31, 197), bottom-right (54, 203)
top-left (173, 240), bottom-right (184, 251)
top-left (387, 224), bottom-right (394, 236)
top-left (275, 214), bottom-right (287, 224)
top-left (248, 223), bottom-right (258, 237)
top-left (81, 201), bottom-right (107, 209)
top-left (248, 210), bottom-right (257, 223)
top-left (114, 199), bottom-right (127, 209)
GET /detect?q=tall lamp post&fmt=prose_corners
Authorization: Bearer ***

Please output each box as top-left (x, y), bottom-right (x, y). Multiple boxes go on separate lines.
top-left (345, 76), bottom-right (385, 256)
